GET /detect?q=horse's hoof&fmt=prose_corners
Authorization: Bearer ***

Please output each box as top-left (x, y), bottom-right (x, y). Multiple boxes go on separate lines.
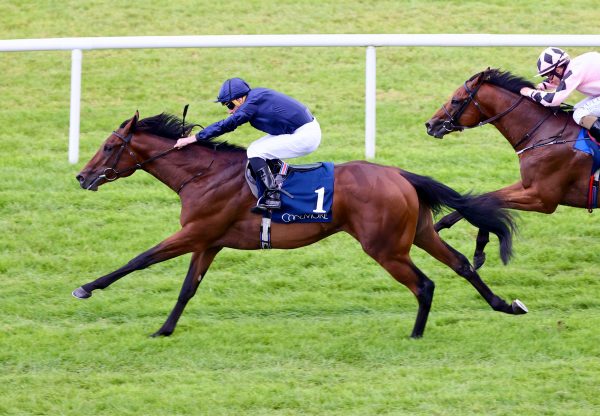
top-left (72, 287), bottom-right (92, 299)
top-left (150, 330), bottom-right (172, 338)
top-left (473, 253), bottom-right (486, 270)
top-left (511, 299), bottom-right (528, 314)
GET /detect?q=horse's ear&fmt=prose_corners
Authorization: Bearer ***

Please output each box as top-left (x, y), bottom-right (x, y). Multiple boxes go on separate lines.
top-left (484, 68), bottom-right (491, 80)
top-left (123, 110), bottom-right (139, 134)
top-left (483, 67), bottom-right (495, 81)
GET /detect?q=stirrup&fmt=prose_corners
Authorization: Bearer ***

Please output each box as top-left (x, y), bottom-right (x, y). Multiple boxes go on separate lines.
top-left (250, 191), bottom-right (281, 214)
top-left (589, 119), bottom-right (600, 142)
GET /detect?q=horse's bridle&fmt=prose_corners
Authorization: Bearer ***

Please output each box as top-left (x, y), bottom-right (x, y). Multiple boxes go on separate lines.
top-left (100, 130), bottom-right (179, 182)
top-left (441, 72), bottom-right (525, 133)
top-left (441, 73), bottom-right (577, 153)
top-left (89, 130), bottom-right (215, 194)
top-left (99, 131), bottom-right (140, 181)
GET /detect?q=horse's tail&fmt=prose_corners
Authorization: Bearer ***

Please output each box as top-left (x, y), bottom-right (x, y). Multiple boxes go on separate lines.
top-left (399, 170), bottom-right (516, 264)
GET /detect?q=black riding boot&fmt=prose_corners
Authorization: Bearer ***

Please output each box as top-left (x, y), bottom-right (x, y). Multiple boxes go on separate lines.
top-left (249, 157), bottom-right (281, 213)
top-left (589, 119), bottom-right (600, 141)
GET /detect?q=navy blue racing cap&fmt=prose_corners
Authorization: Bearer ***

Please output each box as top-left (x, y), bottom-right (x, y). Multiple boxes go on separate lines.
top-left (215, 78), bottom-right (251, 103)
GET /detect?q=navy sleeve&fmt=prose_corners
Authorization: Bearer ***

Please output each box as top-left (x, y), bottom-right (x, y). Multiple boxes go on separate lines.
top-left (195, 104), bottom-right (255, 141)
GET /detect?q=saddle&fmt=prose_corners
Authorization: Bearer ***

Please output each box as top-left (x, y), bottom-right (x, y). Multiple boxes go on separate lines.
top-left (244, 159), bottom-right (334, 222)
top-left (244, 159), bottom-right (324, 199)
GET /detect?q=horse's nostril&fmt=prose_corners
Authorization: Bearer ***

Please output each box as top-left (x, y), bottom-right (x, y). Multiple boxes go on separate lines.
top-left (76, 174), bottom-right (84, 184)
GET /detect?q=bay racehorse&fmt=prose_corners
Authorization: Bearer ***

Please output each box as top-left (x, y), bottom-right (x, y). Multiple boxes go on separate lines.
top-left (73, 111), bottom-right (526, 338)
top-left (425, 68), bottom-right (597, 268)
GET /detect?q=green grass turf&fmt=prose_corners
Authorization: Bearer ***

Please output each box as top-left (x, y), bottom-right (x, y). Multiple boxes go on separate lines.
top-left (1, 1), bottom-right (600, 414)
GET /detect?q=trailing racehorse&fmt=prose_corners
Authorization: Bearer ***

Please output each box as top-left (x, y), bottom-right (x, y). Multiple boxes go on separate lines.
top-left (425, 68), bottom-right (599, 269)
top-left (73, 111), bottom-right (526, 339)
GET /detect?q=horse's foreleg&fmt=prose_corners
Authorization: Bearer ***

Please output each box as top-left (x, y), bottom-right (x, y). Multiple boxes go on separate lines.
top-left (433, 211), bottom-right (463, 232)
top-left (470, 181), bottom-right (557, 268)
top-left (363, 248), bottom-right (434, 338)
top-left (473, 230), bottom-right (490, 269)
top-left (433, 211), bottom-right (489, 269)
top-left (151, 247), bottom-right (222, 337)
top-left (72, 228), bottom-right (199, 299)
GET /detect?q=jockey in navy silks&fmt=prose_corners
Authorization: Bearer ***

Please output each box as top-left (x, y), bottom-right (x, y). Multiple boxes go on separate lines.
top-left (175, 78), bottom-right (321, 213)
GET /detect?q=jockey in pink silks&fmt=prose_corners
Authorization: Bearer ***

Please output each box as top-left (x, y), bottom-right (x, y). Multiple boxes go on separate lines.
top-left (520, 47), bottom-right (600, 139)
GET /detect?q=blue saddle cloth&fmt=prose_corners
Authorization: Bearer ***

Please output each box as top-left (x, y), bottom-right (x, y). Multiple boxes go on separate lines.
top-left (574, 128), bottom-right (600, 174)
top-left (257, 162), bottom-right (334, 223)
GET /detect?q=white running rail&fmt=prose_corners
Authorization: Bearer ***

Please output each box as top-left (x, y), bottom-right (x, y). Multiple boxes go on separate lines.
top-left (2, 34), bottom-right (600, 163)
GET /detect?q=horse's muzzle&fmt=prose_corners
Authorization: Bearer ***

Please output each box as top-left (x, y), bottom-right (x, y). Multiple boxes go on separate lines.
top-left (76, 173), bottom-right (101, 191)
top-left (424, 120), bottom-right (446, 139)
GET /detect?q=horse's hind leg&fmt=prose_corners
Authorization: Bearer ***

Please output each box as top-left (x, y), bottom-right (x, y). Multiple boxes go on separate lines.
top-left (443, 241), bottom-right (526, 314)
top-left (383, 257), bottom-right (435, 338)
top-left (415, 221), bottom-right (527, 315)
top-left (406, 265), bottom-right (435, 338)
top-left (363, 248), bottom-right (435, 338)
top-left (152, 247), bottom-right (221, 337)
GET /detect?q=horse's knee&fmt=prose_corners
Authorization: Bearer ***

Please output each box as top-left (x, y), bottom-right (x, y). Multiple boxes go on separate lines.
top-left (433, 220), bottom-right (446, 232)
top-left (434, 216), bottom-right (454, 232)
top-left (476, 232), bottom-right (490, 246)
top-left (434, 211), bottom-right (463, 232)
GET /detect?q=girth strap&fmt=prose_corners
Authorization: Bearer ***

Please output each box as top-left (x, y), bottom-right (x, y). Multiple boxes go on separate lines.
top-left (260, 213), bottom-right (272, 249)
top-left (587, 169), bottom-right (600, 213)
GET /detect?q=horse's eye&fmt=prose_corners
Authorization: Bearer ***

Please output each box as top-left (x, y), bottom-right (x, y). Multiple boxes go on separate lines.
top-left (451, 99), bottom-right (461, 105)
top-left (104, 145), bottom-right (113, 152)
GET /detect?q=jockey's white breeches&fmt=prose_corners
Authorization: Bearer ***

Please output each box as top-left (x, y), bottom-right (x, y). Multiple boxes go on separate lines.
top-left (573, 96), bottom-right (600, 124)
top-left (247, 118), bottom-right (321, 160)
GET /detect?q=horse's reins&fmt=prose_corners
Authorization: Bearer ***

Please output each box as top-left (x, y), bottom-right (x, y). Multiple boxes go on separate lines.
top-left (514, 116), bottom-right (574, 155)
top-left (89, 110), bottom-right (215, 194)
top-left (100, 131), bottom-right (176, 179)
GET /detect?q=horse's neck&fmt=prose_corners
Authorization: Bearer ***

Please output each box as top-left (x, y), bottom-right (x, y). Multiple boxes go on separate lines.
top-left (134, 136), bottom-right (246, 194)
top-left (482, 86), bottom-right (559, 147)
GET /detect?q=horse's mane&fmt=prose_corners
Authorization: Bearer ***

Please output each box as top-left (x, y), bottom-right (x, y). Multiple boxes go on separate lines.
top-left (121, 113), bottom-right (247, 153)
top-left (483, 69), bottom-right (573, 114)
top-left (483, 69), bottom-right (535, 94)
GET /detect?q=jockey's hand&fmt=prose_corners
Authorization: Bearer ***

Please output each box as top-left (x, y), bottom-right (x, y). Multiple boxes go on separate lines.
top-left (537, 77), bottom-right (559, 90)
top-left (520, 87), bottom-right (535, 98)
top-left (536, 81), bottom-right (549, 90)
top-left (174, 135), bottom-right (196, 149)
